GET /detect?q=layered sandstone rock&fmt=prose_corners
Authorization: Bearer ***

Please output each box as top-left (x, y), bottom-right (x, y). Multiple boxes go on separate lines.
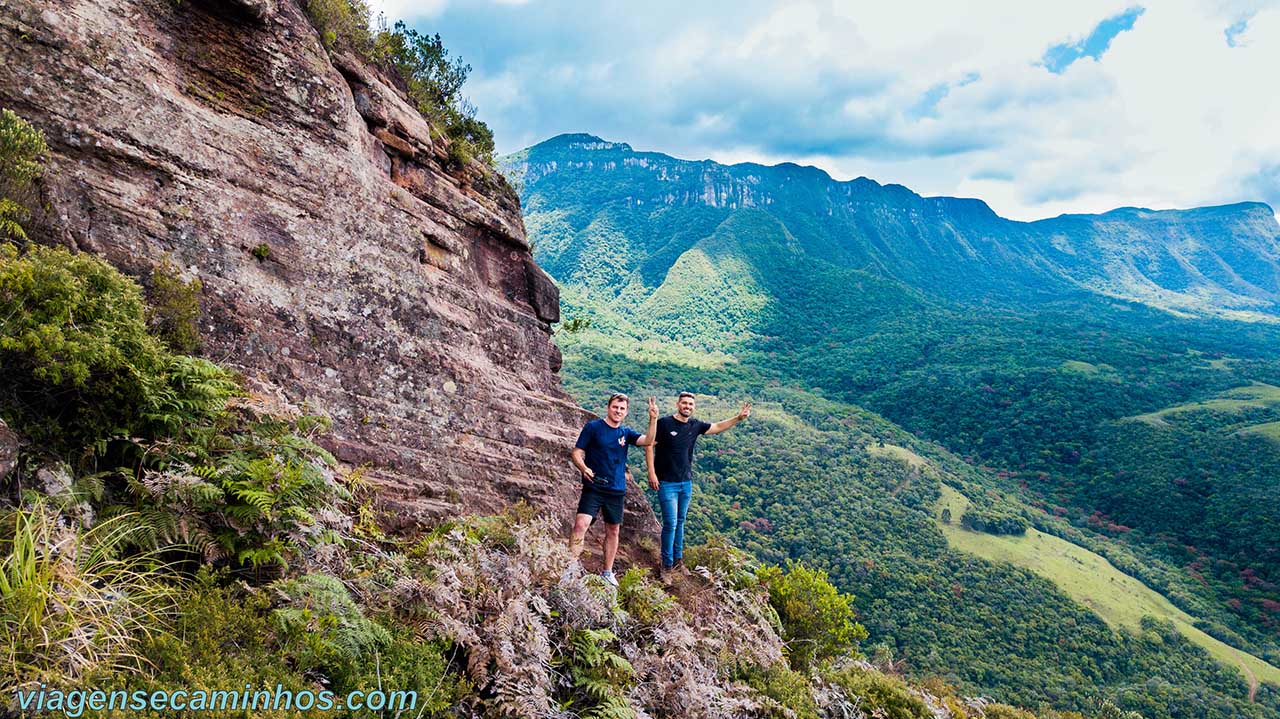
top-left (0, 0), bottom-right (658, 539)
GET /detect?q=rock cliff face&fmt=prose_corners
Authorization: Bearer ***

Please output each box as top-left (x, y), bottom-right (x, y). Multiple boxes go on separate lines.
top-left (0, 0), bottom-right (657, 537)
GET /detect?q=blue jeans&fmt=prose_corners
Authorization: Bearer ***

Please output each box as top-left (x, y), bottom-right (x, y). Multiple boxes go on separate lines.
top-left (658, 481), bottom-right (692, 567)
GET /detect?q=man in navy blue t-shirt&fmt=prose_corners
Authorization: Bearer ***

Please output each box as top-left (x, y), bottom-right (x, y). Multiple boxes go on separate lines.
top-left (645, 392), bottom-right (750, 571)
top-left (570, 392), bottom-right (659, 586)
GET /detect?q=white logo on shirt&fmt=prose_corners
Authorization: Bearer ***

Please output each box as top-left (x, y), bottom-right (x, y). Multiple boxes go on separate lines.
top-left (617, 436), bottom-right (625, 446)
top-left (670, 431), bottom-right (678, 435)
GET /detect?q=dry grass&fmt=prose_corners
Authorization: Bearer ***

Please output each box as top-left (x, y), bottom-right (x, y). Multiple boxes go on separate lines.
top-left (0, 501), bottom-right (181, 692)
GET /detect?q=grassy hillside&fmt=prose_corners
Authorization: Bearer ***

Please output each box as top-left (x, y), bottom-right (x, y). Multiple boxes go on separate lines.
top-left (557, 352), bottom-right (1280, 718)
top-left (1132, 382), bottom-right (1280, 425)
top-left (936, 485), bottom-right (1280, 696)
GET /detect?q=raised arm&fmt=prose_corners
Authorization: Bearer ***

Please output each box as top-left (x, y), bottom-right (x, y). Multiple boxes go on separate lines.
top-left (645, 442), bottom-right (658, 490)
top-left (635, 397), bottom-right (660, 446)
top-left (706, 401), bottom-right (751, 435)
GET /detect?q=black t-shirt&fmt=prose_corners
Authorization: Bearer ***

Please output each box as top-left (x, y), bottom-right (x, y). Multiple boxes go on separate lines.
top-left (653, 415), bottom-right (711, 483)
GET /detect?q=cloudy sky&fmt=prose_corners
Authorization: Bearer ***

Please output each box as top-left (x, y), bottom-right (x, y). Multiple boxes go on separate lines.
top-left (366, 0), bottom-right (1279, 221)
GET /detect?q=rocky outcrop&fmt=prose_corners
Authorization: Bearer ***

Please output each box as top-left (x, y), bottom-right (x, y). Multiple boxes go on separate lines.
top-left (0, 0), bottom-right (656, 538)
top-left (0, 420), bottom-right (18, 482)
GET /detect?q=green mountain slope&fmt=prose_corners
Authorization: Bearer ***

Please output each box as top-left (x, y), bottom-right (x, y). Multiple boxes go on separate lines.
top-left (557, 358), bottom-right (1280, 718)
top-left (506, 133), bottom-right (1280, 317)
top-left (509, 133), bottom-right (1280, 718)
top-left (937, 485), bottom-right (1280, 698)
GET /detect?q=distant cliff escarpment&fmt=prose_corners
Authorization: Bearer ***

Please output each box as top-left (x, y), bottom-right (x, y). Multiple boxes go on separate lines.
top-left (0, 0), bottom-right (616, 531)
top-left (506, 133), bottom-right (1280, 320)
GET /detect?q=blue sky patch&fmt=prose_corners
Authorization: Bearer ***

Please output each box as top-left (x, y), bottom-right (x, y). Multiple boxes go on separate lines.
top-left (907, 73), bottom-right (980, 120)
top-left (1225, 18), bottom-right (1249, 47)
top-left (1042, 6), bottom-right (1145, 74)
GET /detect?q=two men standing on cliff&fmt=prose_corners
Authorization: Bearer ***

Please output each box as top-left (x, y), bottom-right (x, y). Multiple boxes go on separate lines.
top-left (570, 391), bottom-right (749, 583)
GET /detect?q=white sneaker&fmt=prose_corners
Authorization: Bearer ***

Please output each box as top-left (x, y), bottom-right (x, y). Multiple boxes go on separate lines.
top-left (600, 569), bottom-right (619, 587)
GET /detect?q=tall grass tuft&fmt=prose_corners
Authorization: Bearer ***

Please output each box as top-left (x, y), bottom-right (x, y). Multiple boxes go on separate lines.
top-left (0, 501), bottom-right (181, 692)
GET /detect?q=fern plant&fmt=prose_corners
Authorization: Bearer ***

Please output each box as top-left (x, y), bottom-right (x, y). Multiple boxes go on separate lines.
top-left (271, 573), bottom-right (391, 689)
top-left (559, 628), bottom-right (636, 719)
top-left (141, 354), bottom-right (238, 440)
top-left (617, 567), bottom-right (674, 629)
top-left (216, 456), bottom-right (338, 569)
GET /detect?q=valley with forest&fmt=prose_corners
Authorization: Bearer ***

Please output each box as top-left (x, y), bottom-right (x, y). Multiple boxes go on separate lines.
top-left (1, 1), bottom-right (1278, 718)
top-left (506, 133), bottom-right (1280, 718)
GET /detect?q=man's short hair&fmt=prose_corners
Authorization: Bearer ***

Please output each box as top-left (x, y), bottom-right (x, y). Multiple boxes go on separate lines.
top-left (607, 392), bottom-right (629, 405)
top-left (677, 391), bottom-right (696, 400)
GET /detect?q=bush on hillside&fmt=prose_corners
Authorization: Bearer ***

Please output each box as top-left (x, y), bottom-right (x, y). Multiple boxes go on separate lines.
top-left (1, 242), bottom-right (345, 570)
top-left (826, 665), bottom-right (931, 719)
top-left (0, 243), bottom-right (232, 451)
top-left (737, 661), bottom-right (821, 719)
top-left (302, 0), bottom-right (373, 50)
top-left (757, 561), bottom-right (867, 672)
top-left (79, 569), bottom-right (315, 718)
top-left (985, 704), bottom-right (1040, 719)
top-left (961, 508), bottom-right (1029, 536)
top-left (145, 259), bottom-right (203, 354)
top-left (301, 0), bottom-right (495, 167)
top-left (375, 22), bottom-right (494, 166)
top-left (616, 566), bottom-right (675, 628)
top-left (686, 533), bottom-right (762, 589)
top-left (0, 109), bottom-right (47, 243)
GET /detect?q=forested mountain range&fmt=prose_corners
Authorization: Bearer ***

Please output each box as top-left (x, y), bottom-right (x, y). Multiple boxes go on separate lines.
top-left (12, 0), bottom-right (1279, 716)
top-left (504, 133), bottom-right (1280, 718)
top-left (512, 133), bottom-right (1280, 320)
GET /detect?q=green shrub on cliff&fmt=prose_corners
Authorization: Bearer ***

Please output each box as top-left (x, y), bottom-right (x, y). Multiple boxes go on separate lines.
top-left (758, 561), bottom-right (867, 672)
top-left (826, 665), bottom-right (931, 719)
top-left (0, 243), bottom-right (232, 450)
top-left (738, 661), bottom-right (822, 719)
top-left (303, 0), bottom-right (373, 50)
top-left (0, 109), bottom-right (47, 243)
top-left (375, 21), bottom-right (495, 166)
top-left (0, 242), bottom-right (343, 571)
top-left (146, 259), bottom-right (203, 354)
top-left (300, 1), bottom-right (495, 167)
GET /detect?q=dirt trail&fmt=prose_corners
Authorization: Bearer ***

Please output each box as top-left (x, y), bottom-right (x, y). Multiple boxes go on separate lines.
top-left (889, 474), bottom-right (911, 496)
top-left (1238, 654), bottom-right (1259, 701)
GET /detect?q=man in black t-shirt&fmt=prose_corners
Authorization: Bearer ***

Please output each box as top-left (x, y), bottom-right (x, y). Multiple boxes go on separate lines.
top-left (645, 392), bottom-right (750, 570)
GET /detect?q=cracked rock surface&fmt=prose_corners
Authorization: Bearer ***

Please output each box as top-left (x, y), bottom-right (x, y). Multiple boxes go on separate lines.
top-left (0, 0), bottom-right (658, 539)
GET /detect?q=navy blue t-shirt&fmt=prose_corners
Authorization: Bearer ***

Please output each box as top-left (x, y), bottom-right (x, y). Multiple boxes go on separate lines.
top-left (653, 415), bottom-right (711, 483)
top-left (574, 418), bottom-right (642, 494)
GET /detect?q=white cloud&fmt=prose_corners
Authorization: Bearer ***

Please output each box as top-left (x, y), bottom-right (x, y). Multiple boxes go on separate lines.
top-left (369, 0), bottom-right (1280, 220)
top-left (366, 0), bottom-right (447, 21)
